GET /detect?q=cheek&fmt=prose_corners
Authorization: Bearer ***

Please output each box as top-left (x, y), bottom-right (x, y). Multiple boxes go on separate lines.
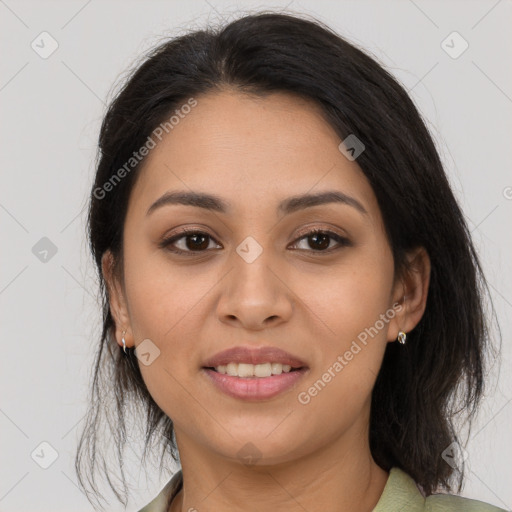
top-left (293, 250), bottom-right (393, 409)
top-left (123, 259), bottom-right (202, 418)
top-left (293, 252), bottom-right (394, 343)
top-left (122, 251), bottom-right (212, 388)
top-left (123, 249), bottom-right (201, 339)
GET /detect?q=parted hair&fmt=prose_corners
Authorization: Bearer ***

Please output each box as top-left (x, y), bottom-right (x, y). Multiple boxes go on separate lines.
top-left (76, 11), bottom-right (500, 510)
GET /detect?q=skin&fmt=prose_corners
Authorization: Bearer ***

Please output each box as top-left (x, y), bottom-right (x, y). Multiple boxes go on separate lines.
top-left (102, 89), bottom-right (430, 512)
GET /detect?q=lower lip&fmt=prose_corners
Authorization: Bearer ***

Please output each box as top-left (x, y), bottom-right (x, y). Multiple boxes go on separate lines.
top-left (202, 367), bottom-right (308, 401)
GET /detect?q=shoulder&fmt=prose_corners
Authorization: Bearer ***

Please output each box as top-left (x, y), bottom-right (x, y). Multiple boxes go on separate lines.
top-left (425, 493), bottom-right (509, 512)
top-left (137, 470), bottom-right (183, 512)
top-left (374, 467), bottom-right (508, 512)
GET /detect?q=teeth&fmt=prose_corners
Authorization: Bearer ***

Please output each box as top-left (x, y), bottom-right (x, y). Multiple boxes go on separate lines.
top-left (214, 362), bottom-right (294, 377)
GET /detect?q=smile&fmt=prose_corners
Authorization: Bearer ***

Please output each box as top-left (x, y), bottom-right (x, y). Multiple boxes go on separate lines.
top-left (202, 366), bottom-right (309, 401)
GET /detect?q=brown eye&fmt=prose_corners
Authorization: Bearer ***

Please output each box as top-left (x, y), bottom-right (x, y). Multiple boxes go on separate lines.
top-left (159, 227), bottom-right (351, 257)
top-left (182, 232), bottom-right (210, 251)
top-left (291, 229), bottom-right (351, 253)
top-left (159, 230), bottom-right (221, 255)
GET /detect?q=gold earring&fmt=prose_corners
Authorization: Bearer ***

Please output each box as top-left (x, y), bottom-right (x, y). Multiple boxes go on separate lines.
top-left (397, 331), bottom-right (407, 345)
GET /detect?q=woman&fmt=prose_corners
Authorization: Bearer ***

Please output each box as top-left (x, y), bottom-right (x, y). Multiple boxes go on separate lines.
top-left (75, 12), bottom-right (507, 512)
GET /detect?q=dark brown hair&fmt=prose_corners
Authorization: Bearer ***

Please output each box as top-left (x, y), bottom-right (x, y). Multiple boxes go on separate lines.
top-left (75, 11), bottom-right (500, 510)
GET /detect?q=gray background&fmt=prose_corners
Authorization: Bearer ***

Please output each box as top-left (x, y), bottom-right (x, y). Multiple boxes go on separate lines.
top-left (1, 0), bottom-right (511, 510)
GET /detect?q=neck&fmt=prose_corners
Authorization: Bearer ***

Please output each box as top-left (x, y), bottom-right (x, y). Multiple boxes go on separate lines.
top-left (169, 424), bottom-right (389, 512)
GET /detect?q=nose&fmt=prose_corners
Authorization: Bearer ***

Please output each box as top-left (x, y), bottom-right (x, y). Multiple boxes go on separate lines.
top-left (215, 249), bottom-right (293, 331)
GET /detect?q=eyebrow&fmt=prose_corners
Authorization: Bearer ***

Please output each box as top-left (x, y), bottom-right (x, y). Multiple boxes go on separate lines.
top-left (146, 190), bottom-right (368, 217)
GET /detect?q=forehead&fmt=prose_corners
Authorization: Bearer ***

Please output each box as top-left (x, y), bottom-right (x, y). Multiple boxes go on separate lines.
top-left (128, 90), bottom-right (381, 223)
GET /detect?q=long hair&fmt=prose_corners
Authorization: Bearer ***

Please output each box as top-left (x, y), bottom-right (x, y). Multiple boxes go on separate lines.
top-left (76, 11), bottom-right (500, 509)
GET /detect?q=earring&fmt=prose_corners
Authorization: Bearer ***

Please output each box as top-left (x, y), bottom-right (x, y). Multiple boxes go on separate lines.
top-left (121, 330), bottom-right (127, 354)
top-left (397, 331), bottom-right (407, 345)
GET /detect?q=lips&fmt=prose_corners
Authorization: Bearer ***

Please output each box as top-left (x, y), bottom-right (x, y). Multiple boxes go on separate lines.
top-left (202, 366), bottom-right (309, 400)
top-left (202, 346), bottom-right (307, 369)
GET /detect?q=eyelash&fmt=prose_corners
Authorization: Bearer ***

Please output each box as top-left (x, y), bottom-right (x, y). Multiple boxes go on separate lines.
top-left (158, 227), bottom-right (351, 256)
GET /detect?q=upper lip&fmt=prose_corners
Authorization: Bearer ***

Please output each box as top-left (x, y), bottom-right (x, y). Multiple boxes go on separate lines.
top-left (202, 346), bottom-right (308, 369)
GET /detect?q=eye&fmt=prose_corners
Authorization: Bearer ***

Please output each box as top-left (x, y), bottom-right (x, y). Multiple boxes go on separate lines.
top-left (290, 228), bottom-right (351, 253)
top-left (159, 227), bottom-right (351, 256)
top-left (158, 228), bottom-right (221, 256)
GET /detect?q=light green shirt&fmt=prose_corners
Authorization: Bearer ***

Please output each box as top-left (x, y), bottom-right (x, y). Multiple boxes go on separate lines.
top-left (138, 467), bottom-right (509, 511)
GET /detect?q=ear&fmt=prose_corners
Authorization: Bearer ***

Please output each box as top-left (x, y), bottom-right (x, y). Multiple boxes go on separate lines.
top-left (386, 246), bottom-right (431, 342)
top-left (101, 250), bottom-right (132, 349)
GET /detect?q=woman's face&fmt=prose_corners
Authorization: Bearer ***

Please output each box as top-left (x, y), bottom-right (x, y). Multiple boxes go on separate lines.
top-left (105, 89), bottom-right (411, 466)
